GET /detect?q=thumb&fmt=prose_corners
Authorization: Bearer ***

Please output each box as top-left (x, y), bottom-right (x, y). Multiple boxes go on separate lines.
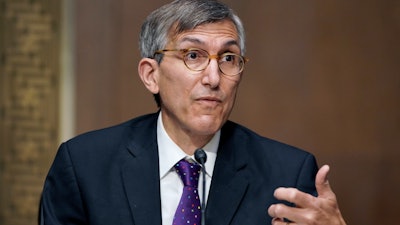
top-left (316, 165), bottom-right (336, 199)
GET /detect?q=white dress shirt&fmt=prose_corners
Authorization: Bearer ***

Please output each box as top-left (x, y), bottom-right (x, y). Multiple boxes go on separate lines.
top-left (157, 112), bottom-right (219, 225)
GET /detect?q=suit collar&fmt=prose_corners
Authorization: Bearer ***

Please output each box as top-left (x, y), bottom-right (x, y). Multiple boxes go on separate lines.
top-left (121, 113), bottom-right (162, 225)
top-left (206, 121), bottom-right (250, 225)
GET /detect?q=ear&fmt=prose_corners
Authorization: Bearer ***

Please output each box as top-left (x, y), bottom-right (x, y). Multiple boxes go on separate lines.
top-left (138, 58), bottom-right (160, 94)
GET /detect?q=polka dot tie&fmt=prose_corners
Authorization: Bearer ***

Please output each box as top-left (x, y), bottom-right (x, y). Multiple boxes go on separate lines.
top-left (172, 159), bottom-right (202, 225)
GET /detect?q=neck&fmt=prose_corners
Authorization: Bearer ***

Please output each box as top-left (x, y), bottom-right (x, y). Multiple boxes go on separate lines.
top-left (171, 130), bottom-right (214, 155)
top-left (159, 110), bottom-right (219, 155)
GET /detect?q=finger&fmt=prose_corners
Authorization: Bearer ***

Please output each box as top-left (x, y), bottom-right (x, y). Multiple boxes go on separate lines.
top-left (315, 165), bottom-right (336, 200)
top-left (268, 203), bottom-right (304, 223)
top-left (273, 187), bottom-right (315, 208)
top-left (271, 217), bottom-right (291, 225)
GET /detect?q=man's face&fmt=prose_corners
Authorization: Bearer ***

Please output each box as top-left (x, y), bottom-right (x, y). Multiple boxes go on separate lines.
top-left (149, 20), bottom-right (243, 143)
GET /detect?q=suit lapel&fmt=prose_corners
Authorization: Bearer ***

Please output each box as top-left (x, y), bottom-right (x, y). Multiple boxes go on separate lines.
top-left (120, 114), bottom-right (162, 225)
top-left (206, 122), bottom-right (250, 225)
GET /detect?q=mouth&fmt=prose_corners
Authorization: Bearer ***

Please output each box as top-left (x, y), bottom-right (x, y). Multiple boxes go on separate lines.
top-left (196, 96), bottom-right (222, 106)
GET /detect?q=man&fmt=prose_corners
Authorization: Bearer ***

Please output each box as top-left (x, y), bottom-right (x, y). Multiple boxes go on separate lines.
top-left (39, 0), bottom-right (346, 225)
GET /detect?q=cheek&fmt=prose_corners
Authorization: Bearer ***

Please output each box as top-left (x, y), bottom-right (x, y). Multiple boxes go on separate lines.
top-left (223, 79), bottom-right (241, 104)
top-left (159, 71), bottom-right (198, 103)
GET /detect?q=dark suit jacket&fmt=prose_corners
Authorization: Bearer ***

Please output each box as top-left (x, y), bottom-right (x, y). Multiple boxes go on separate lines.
top-left (39, 112), bottom-right (318, 225)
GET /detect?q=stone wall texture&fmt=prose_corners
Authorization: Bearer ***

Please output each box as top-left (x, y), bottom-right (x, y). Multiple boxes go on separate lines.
top-left (0, 0), bottom-right (60, 224)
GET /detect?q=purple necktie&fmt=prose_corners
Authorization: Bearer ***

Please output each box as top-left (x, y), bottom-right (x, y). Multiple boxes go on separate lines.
top-left (173, 159), bottom-right (202, 225)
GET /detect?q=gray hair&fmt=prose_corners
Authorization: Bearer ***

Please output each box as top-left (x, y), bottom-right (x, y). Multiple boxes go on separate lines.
top-left (139, 0), bottom-right (246, 60)
top-left (139, 0), bottom-right (246, 107)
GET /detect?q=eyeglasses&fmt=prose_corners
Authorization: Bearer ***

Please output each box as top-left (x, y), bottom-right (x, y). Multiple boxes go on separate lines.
top-left (153, 48), bottom-right (248, 76)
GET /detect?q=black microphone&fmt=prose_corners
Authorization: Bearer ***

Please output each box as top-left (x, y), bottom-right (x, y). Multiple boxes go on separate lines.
top-left (194, 149), bottom-right (207, 225)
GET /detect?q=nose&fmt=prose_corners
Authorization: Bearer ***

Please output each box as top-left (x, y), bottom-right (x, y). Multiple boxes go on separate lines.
top-left (201, 58), bottom-right (221, 88)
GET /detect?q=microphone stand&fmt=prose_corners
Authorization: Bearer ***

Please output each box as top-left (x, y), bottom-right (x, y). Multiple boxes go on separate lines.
top-left (195, 149), bottom-right (207, 225)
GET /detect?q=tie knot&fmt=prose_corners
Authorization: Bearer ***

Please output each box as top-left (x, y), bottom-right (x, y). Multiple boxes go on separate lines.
top-left (174, 159), bottom-right (201, 187)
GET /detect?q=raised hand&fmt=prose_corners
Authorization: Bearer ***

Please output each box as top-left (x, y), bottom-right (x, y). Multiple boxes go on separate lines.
top-left (268, 165), bottom-right (346, 225)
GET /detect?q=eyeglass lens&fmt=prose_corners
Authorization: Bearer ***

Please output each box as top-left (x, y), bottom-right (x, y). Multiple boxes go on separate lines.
top-left (182, 49), bottom-right (244, 75)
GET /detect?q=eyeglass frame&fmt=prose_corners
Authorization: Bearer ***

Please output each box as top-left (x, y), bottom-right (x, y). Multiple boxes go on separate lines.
top-left (153, 48), bottom-right (249, 76)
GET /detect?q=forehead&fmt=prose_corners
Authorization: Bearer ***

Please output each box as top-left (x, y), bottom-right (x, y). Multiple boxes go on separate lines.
top-left (169, 20), bottom-right (240, 48)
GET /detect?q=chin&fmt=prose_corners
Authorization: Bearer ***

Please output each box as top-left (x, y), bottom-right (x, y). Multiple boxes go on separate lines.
top-left (190, 118), bottom-right (223, 135)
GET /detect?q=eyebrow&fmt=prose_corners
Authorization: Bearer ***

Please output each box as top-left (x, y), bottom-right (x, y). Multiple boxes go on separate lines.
top-left (178, 37), bottom-right (239, 49)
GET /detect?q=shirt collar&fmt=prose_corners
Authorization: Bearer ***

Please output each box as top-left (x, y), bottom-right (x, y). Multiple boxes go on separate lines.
top-left (157, 112), bottom-right (219, 179)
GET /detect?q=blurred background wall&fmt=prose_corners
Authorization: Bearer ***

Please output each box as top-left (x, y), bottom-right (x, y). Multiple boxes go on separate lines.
top-left (0, 0), bottom-right (399, 225)
top-left (0, 0), bottom-right (61, 224)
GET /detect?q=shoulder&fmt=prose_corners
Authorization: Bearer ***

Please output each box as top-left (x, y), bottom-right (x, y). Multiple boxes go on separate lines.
top-left (221, 120), bottom-right (318, 193)
top-left (62, 113), bottom-right (158, 156)
top-left (69, 113), bottom-right (157, 142)
top-left (48, 113), bottom-right (159, 178)
top-left (222, 120), bottom-right (316, 163)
